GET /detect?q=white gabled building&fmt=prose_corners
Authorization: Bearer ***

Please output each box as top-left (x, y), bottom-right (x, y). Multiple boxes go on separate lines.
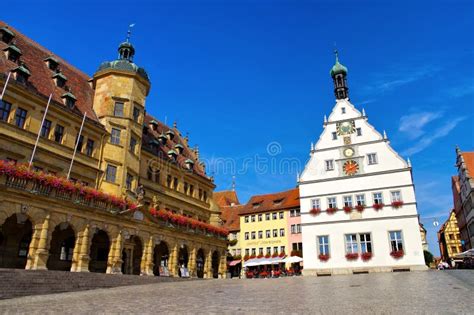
top-left (299, 52), bottom-right (426, 275)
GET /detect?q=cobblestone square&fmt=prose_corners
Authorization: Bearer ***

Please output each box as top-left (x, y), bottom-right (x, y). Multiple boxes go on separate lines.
top-left (0, 270), bottom-right (473, 314)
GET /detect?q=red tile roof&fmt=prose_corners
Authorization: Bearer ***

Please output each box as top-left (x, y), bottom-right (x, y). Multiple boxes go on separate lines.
top-left (214, 190), bottom-right (240, 207)
top-left (142, 114), bottom-right (208, 178)
top-left (0, 21), bottom-right (99, 122)
top-left (220, 204), bottom-right (243, 232)
top-left (461, 152), bottom-right (474, 178)
top-left (240, 188), bottom-right (300, 215)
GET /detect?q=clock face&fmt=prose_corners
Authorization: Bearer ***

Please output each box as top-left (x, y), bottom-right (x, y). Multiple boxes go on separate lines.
top-left (337, 121), bottom-right (355, 135)
top-left (343, 147), bottom-right (354, 157)
top-left (343, 160), bottom-right (359, 176)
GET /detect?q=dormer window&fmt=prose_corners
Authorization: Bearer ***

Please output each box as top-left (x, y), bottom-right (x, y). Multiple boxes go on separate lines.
top-left (148, 138), bottom-right (159, 148)
top-left (166, 129), bottom-right (175, 140)
top-left (273, 198), bottom-right (284, 205)
top-left (52, 71), bottom-right (67, 88)
top-left (167, 149), bottom-right (177, 160)
top-left (158, 132), bottom-right (167, 145)
top-left (174, 143), bottom-right (184, 154)
top-left (252, 202), bottom-right (261, 209)
top-left (4, 43), bottom-right (21, 62)
top-left (149, 119), bottom-right (158, 131)
top-left (185, 159), bottom-right (194, 170)
top-left (13, 63), bottom-right (30, 84)
top-left (44, 56), bottom-right (59, 71)
top-left (0, 27), bottom-right (15, 44)
top-left (61, 92), bottom-right (76, 109)
top-left (143, 124), bottom-right (149, 135)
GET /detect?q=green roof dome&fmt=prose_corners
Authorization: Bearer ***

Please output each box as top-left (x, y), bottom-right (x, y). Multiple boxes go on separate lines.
top-left (330, 50), bottom-right (348, 77)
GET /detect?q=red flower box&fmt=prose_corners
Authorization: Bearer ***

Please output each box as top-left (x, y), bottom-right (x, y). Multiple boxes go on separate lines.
top-left (372, 203), bottom-right (384, 210)
top-left (246, 271), bottom-right (254, 278)
top-left (257, 254), bottom-right (264, 259)
top-left (271, 252), bottom-right (279, 258)
top-left (243, 255), bottom-right (250, 261)
top-left (390, 250), bottom-right (404, 259)
top-left (355, 205), bottom-right (365, 212)
top-left (345, 253), bottom-right (359, 260)
top-left (343, 206), bottom-right (353, 213)
top-left (279, 252), bottom-right (286, 258)
top-left (361, 252), bottom-right (373, 261)
top-left (318, 254), bottom-right (330, 261)
top-left (290, 250), bottom-right (302, 257)
top-left (391, 201), bottom-right (404, 208)
top-left (249, 254), bottom-right (257, 259)
top-left (309, 208), bottom-right (321, 216)
top-left (264, 253), bottom-right (271, 258)
top-left (326, 207), bottom-right (337, 214)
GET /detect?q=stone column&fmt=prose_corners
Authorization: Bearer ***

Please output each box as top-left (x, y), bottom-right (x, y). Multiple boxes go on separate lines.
top-left (75, 224), bottom-right (91, 272)
top-left (204, 249), bottom-right (212, 279)
top-left (188, 245), bottom-right (197, 278)
top-left (31, 215), bottom-right (51, 270)
top-left (107, 231), bottom-right (123, 274)
top-left (219, 251), bottom-right (227, 279)
top-left (25, 223), bottom-right (42, 270)
top-left (141, 236), bottom-right (154, 276)
top-left (168, 244), bottom-right (178, 277)
top-left (70, 232), bottom-right (82, 272)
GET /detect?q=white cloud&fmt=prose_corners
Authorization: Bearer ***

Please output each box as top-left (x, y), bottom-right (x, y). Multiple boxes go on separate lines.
top-left (398, 111), bottom-right (443, 139)
top-left (401, 116), bottom-right (467, 156)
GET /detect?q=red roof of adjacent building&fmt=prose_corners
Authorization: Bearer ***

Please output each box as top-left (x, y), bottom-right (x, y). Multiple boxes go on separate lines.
top-left (461, 152), bottom-right (474, 177)
top-left (220, 204), bottom-right (244, 232)
top-left (240, 188), bottom-right (300, 215)
top-left (0, 21), bottom-right (99, 122)
top-left (214, 190), bottom-right (240, 207)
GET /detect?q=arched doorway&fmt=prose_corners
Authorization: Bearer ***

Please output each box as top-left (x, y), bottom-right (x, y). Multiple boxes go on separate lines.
top-left (0, 214), bottom-right (32, 269)
top-left (47, 223), bottom-right (75, 271)
top-left (122, 235), bottom-right (142, 275)
top-left (212, 251), bottom-right (219, 279)
top-left (178, 246), bottom-right (189, 277)
top-left (89, 230), bottom-right (110, 273)
top-left (196, 249), bottom-right (205, 278)
top-left (153, 241), bottom-right (169, 276)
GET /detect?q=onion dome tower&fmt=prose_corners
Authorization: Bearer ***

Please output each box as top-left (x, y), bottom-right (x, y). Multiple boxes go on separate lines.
top-left (330, 50), bottom-right (349, 100)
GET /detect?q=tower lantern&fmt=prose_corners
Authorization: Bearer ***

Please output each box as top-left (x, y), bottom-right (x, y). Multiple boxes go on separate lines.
top-left (330, 50), bottom-right (349, 100)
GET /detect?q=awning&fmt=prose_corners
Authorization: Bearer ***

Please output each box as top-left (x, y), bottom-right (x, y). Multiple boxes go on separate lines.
top-left (243, 257), bottom-right (286, 267)
top-left (454, 249), bottom-right (474, 259)
top-left (228, 260), bottom-right (241, 266)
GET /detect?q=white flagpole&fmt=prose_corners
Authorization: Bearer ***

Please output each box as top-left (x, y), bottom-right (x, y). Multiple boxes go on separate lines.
top-left (67, 112), bottom-right (87, 179)
top-left (29, 93), bottom-right (53, 168)
top-left (0, 72), bottom-right (12, 101)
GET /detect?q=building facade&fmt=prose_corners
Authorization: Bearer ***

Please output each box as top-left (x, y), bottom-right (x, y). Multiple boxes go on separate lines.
top-left (299, 52), bottom-right (426, 275)
top-left (215, 190), bottom-right (242, 258)
top-left (454, 148), bottom-right (474, 250)
top-left (419, 222), bottom-right (429, 252)
top-left (438, 210), bottom-right (463, 262)
top-left (0, 22), bottom-right (227, 278)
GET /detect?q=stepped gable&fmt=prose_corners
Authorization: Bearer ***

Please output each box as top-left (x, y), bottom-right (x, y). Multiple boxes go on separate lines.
top-left (142, 114), bottom-right (207, 178)
top-left (240, 188), bottom-right (300, 215)
top-left (0, 21), bottom-right (99, 122)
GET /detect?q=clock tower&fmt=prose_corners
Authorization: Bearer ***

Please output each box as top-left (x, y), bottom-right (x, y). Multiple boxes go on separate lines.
top-left (298, 52), bottom-right (427, 275)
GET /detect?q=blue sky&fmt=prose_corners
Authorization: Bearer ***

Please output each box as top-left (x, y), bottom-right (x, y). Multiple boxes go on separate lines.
top-left (3, 0), bottom-right (473, 255)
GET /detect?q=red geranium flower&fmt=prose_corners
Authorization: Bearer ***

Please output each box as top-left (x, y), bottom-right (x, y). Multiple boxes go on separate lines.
top-left (373, 203), bottom-right (384, 210)
top-left (310, 208), bottom-right (321, 216)
top-left (345, 253), bottom-right (359, 260)
top-left (390, 250), bottom-right (404, 259)
top-left (343, 206), bottom-right (353, 213)
top-left (326, 207), bottom-right (338, 214)
top-left (391, 201), bottom-right (404, 208)
top-left (318, 254), bottom-right (330, 261)
top-left (355, 205), bottom-right (365, 212)
top-left (361, 252), bottom-right (373, 261)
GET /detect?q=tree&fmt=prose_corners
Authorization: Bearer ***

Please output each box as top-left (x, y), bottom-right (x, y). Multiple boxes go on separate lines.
top-left (424, 250), bottom-right (434, 267)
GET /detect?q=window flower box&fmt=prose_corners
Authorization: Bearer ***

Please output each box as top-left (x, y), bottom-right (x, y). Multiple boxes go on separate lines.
top-left (361, 252), bottom-right (373, 261)
top-left (390, 250), bottom-right (404, 259)
top-left (243, 255), bottom-right (250, 261)
top-left (355, 205), bottom-right (365, 212)
top-left (279, 252), bottom-right (286, 258)
top-left (372, 203), bottom-right (384, 210)
top-left (318, 254), bottom-right (330, 261)
top-left (310, 207), bottom-right (321, 216)
top-left (257, 254), bottom-right (264, 259)
top-left (391, 201), bottom-right (404, 208)
top-left (271, 252), bottom-right (279, 258)
top-left (326, 207), bottom-right (338, 215)
top-left (345, 253), bottom-right (359, 260)
top-left (343, 206), bottom-right (353, 213)
top-left (290, 250), bottom-right (302, 257)
top-left (264, 253), bottom-right (271, 258)
top-left (249, 254), bottom-right (257, 259)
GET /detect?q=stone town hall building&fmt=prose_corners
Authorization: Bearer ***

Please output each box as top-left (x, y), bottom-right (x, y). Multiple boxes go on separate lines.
top-left (299, 52), bottom-right (426, 275)
top-left (0, 22), bottom-right (227, 278)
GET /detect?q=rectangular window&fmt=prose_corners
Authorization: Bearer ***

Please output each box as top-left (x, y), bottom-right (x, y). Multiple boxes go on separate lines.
top-left (133, 106), bottom-right (140, 122)
top-left (291, 224), bottom-right (296, 234)
top-left (343, 196), bottom-right (353, 207)
top-left (345, 234), bottom-right (358, 254)
top-left (173, 177), bottom-right (178, 190)
top-left (272, 212), bottom-right (277, 220)
top-left (259, 248), bottom-right (264, 255)
top-left (332, 132), bottom-right (337, 140)
top-left (86, 139), bottom-right (94, 156)
top-left (451, 246), bottom-right (458, 254)
top-left (373, 192), bottom-right (383, 205)
top-left (265, 213), bottom-right (270, 220)
top-left (356, 194), bottom-right (366, 206)
top-left (251, 231), bottom-right (256, 240)
top-left (40, 119), bottom-right (52, 138)
top-left (114, 102), bottom-right (124, 117)
top-left (105, 164), bottom-right (117, 183)
top-left (341, 107), bottom-right (346, 114)
top-left (75, 135), bottom-right (84, 152)
top-left (391, 191), bottom-right (402, 202)
top-left (244, 232), bottom-right (249, 240)
top-left (317, 235), bottom-right (330, 255)
top-left (251, 215), bottom-right (255, 222)
top-left (111, 128), bottom-right (121, 145)
top-left (279, 211), bottom-right (284, 219)
top-left (258, 214), bottom-right (262, 221)
top-left (367, 153), bottom-right (378, 165)
top-left (273, 246), bottom-right (278, 254)
top-left (389, 231), bottom-right (403, 252)
top-left (279, 228), bottom-right (285, 237)
top-left (54, 124), bottom-right (64, 143)
top-left (0, 100), bottom-right (12, 121)
top-left (258, 231), bottom-right (263, 239)
top-left (245, 249), bottom-right (249, 256)
top-left (126, 173), bottom-right (133, 190)
top-left (266, 247), bottom-right (271, 255)
top-left (166, 175), bottom-right (172, 188)
top-left (356, 128), bottom-right (362, 136)
top-left (297, 224), bottom-right (301, 233)
top-left (360, 233), bottom-right (372, 253)
top-left (251, 248), bottom-right (256, 256)
top-left (280, 246), bottom-right (285, 253)
top-left (15, 107), bottom-right (27, 128)
top-left (266, 230), bottom-right (271, 238)
top-left (245, 216), bottom-right (249, 223)
top-left (130, 136), bottom-right (137, 153)
top-left (327, 197), bottom-right (337, 209)
top-left (311, 199), bottom-right (320, 209)
top-left (273, 229), bottom-right (278, 237)
top-left (325, 160), bottom-right (334, 171)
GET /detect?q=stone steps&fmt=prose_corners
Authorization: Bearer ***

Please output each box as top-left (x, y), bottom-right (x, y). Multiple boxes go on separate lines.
top-left (0, 268), bottom-right (186, 300)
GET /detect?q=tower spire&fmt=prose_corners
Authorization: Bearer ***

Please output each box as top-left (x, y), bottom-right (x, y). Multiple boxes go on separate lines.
top-left (330, 49), bottom-right (349, 100)
top-left (126, 23), bottom-right (135, 42)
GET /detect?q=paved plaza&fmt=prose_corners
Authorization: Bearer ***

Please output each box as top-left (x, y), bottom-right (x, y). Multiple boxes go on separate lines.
top-left (0, 270), bottom-right (473, 314)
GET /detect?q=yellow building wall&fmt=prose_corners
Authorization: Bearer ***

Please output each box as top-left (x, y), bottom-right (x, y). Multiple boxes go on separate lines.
top-left (443, 211), bottom-right (463, 259)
